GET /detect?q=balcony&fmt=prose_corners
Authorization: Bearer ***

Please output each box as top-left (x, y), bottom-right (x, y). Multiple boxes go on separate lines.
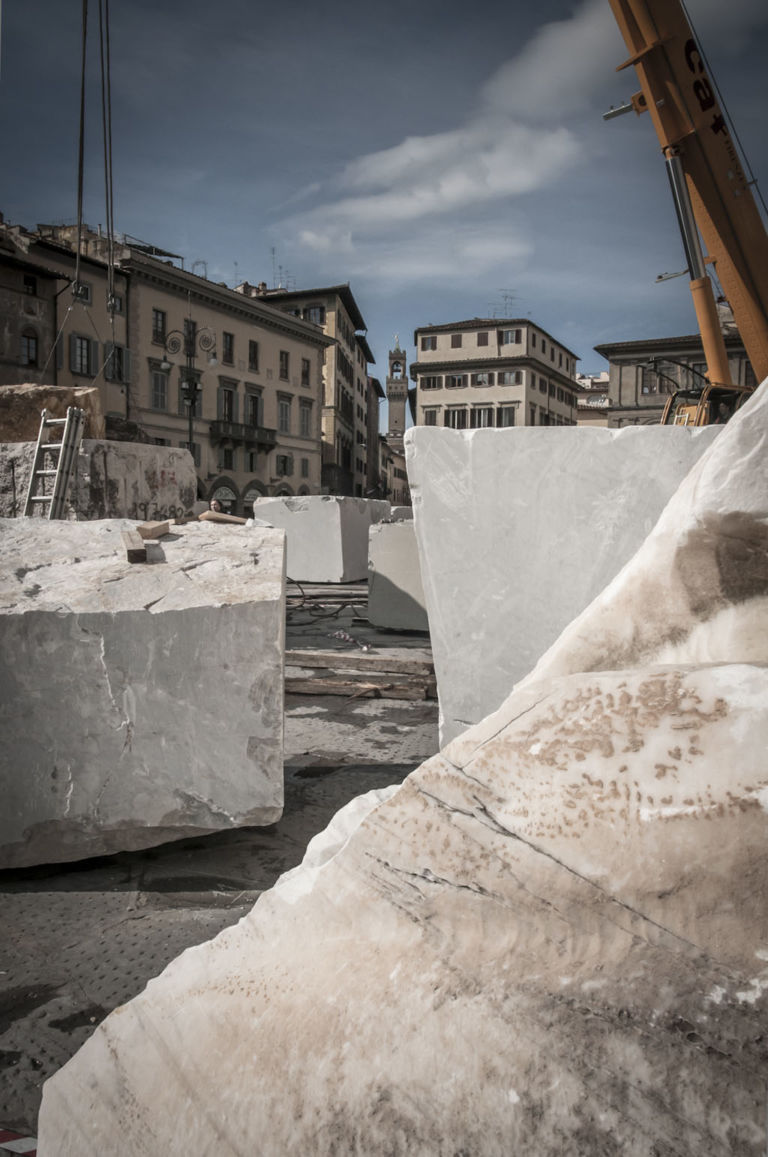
top-left (209, 420), bottom-right (277, 449)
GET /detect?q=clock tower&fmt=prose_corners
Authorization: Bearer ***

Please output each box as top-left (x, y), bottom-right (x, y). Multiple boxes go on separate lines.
top-left (386, 336), bottom-right (408, 452)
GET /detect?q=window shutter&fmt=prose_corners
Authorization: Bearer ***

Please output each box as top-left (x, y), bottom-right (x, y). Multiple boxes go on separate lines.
top-left (217, 386), bottom-right (224, 419)
top-left (90, 339), bottom-right (99, 375)
top-left (69, 335), bottom-right (77, 372)
top-left (178, 382), bottom-right (186, 416)
top-left (233, 391), bottom-right (239, 423)
top-left (104, 342), bottom-right (114, 381)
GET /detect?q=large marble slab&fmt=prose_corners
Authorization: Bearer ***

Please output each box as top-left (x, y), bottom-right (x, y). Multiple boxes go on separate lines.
top-left (36, 386), bottom-right (768, 1154)
top-left (406, 423), bottom-right (720, 745)
top-left (251, 495), bottom-right (390, 582)
top-left (367, 519), bottom-right (428, 632)
top-left (0, 439), bottom-right (197, 520)
top-left (0, 519), bottom-right (286, 868)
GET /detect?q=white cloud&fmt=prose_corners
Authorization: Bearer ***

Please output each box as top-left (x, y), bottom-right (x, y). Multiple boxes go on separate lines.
top-left (279, 0), bottom-right (621, 266)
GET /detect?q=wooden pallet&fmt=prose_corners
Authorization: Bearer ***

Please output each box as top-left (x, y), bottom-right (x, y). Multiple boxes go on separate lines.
top-left (285, 647), bottom-right (436, 700)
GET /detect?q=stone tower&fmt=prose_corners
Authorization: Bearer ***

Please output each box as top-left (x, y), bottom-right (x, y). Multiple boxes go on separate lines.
top-left (386, 337), bottom-right (408, 451)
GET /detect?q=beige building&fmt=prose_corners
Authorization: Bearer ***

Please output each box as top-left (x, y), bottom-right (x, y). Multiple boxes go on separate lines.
top-left (0, 220), bottom-right (332, 513)
top-left (574, 371), bottom-right (610, 427)
top-left (594, 332), bottom-right (756, 427)
top-left (235, 283), bottom-right (376, 497)
top-left (411, 319), bottom-right (579, 429)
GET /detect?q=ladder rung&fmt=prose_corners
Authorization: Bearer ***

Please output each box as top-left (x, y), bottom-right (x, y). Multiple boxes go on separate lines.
top-left (44, 442), bottom-right (63, 451)
top-left (29, 496), bottom-right (52, 503)
top-left (44, 418), bottom-right (67, 426)
top-left (35, 469), bottom-right (58, 476)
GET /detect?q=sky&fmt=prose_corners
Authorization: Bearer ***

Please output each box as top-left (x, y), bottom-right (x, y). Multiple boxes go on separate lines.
top-left (1, 0), bottom-right (767, 384)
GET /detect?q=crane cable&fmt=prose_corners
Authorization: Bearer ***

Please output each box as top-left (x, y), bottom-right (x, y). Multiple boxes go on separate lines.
top-left (73, 0), bottom-right (88, 301)
top-left (98, 0), bottom-right (116, 327)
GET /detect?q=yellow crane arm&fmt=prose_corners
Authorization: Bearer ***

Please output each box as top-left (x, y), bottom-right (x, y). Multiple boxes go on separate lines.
top-left (608, 0), bottom-right (768, 385)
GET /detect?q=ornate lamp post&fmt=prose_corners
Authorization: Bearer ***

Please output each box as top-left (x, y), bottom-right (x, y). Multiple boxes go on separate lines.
top-left (160, 321), bottom-right (217, 455)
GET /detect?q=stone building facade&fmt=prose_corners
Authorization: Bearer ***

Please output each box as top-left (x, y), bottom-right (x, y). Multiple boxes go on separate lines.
top-left (410, 319), bottom-right (579, 430)
top-left (0, 220), bottom-right (332, 513)
top-left (236, 282), bottom-right (377, 497)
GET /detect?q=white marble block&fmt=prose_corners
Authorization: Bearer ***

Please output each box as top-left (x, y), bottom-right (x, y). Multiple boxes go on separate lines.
top-left (0, 519), bottom-right (286, 868)
top-left (406, 423), bottom-right (720, 745)
top-left (0, 439), bottom-right (197, 520)
top-left (36, 386), bottom-right (768, 1156)
top-left (367, 519), bottom-right (428, 631)
top-left (251, 495), bottom-right (389, 582)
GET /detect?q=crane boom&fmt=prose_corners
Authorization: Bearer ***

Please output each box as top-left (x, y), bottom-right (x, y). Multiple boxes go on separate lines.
top-left (608, 0), bottom-right (768, 385)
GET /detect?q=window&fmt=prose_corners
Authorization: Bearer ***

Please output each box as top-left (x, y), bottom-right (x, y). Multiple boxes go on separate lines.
top-left (529, 404), bottom-right (537, 425)
top-left (531, 333), bottom-right (537, 348)
top-left (549, 383), bottom-right (556, 397)
top-left (73, 281), bottom-right (92, 304)
top-left (499, 329), bottom-right (522, 345)
top-left (445, 374), bottom-right (466, 389)
top-left (303, 305), bottom-right (326, 325)
top-left (248, 451), bottom-right (259, 472)
top-left (70, 334), bottom-right (96, 375)
top-left (182, 441), bottom-right (201, 467)
top-left (153, 437), bottom-right (171, 446)
top-left (152, 309), bottom-right (166, 342)
top-left (20, 330), bottom-right (38, 367)
top-left (421, 376), bottom-right (442, 389)
top-left (301, 457), bottom-right (309, 478)
top-left (450, 333), bottom-right (462, 349)
top-left (445, 408), bottom-right (468, 429)
top-left (275, 453), bottom-right (293, 476)
top-left (279, 350), bottom-right (289, 380)
top-left (248, 340), bottom-right (259, 371)
top-left (550, 347), bottom-right (555, 361)
top-left (497, 407), bottom-right (516, 428)
top-left (477, 332), bottom-right (489, 347)
top-left (110, 294), bottom-right (124, 314)
top-left (222, 448), bottom-right (235, 471)
top-left (539, 378), bottom-right (547, 394)
top-left (471, 407), bottom-right (494, 428)
top-left (23, 274), bottom-right (37, 296)
top-left (300, 402), bottom-right (312, 437)
top-left (423, 409), bottom-right (438, 426)
top-left (541, 339), bottom-right (546, 354)
top-left (559, 352), bottom-right (563, 367)
top-left (278, 396), bottom-right (291, 433)
top-left (301, 358), bottom-right (310, 387)
top-left (151, 371), bottom-right (168, 410)
top-left (470, 372), bottom-right (494, 386)
top-left (222, 332), bottom-right (234, 365)
top-left (421, 335), bottom-right (437, 351)
top-left (105, 343), bottom-right (130, 382)
top-left (246, 392), bottom-right (262, 427)
top-left (498, 371), bottom-right (522, 385)
top-left (221, 388), bottom-right (235, 421)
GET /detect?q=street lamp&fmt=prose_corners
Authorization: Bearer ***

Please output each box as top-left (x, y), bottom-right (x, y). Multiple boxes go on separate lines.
top-left (160, 321), bottom-right (217, 457)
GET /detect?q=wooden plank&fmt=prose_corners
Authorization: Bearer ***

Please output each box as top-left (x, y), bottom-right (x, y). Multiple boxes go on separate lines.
top-left (285, 676), bottom-right (430, 701)
top-left (136, 520), bottom-right (171, 540)
top-left (198, 510), bottom-right (248, 525)
top-left (121, 530), bottom-right (147, 564)
top-left (285, 648), bottom-right (433, 676)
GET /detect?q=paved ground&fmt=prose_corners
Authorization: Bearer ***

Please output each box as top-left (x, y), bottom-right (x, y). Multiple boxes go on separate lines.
top-left (0, 600), bottom-right (438, 1138)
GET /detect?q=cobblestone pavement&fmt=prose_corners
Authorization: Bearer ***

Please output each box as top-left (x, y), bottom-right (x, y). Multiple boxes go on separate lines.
top-left (0, 606), bottom-right (439, 1136)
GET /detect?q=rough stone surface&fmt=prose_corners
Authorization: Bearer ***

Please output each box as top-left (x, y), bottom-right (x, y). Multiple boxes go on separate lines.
top-left (35, 387), bottom-right (768, 1154)
top-left (252, 495), bottom-right (390, 582)
top-left (367, 519), bottom-right (428, 632)
top-left (0, 439), bottom-right (197, 520)
top-left (406, 423), bottom-right (720, 745)
top-left (0, 519), bottom-right (286, 868)
top-left (0, 383), bottom-right (105, 440)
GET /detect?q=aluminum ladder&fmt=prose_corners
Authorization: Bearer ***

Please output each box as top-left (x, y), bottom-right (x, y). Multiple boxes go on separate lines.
top-left (23, 406), bottom-right (85, 519)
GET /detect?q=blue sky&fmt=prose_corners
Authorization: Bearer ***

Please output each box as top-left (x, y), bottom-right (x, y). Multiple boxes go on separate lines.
top-left (1, 0), bottom-right (767, 378)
